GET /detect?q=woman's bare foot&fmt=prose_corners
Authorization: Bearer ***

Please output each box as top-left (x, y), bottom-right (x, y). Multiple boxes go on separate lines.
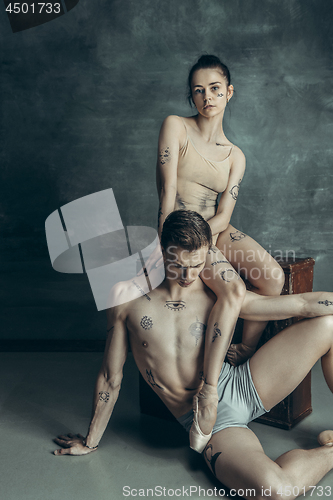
top-left (227, 342), bottom-right (256, 367)
top-left (318, 430), bottom-right (333, 446)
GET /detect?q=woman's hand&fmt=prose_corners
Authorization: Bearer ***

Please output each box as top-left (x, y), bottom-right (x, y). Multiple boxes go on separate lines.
top-left (137, 245), bottom-right (164, 276)
top-left (53, 433), bottom-right (97, 456)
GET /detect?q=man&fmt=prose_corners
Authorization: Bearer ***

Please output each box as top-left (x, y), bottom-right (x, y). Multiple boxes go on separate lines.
top-left (54, 210), bottom-right (333, 499)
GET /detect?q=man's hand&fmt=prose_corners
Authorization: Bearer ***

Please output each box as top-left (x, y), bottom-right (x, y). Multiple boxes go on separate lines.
top-left (53, 433), bottom-right (97, 456)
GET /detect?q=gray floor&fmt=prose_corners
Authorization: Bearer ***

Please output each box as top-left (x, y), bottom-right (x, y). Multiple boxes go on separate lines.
top-left (0, 353), bottom-right (332, 500)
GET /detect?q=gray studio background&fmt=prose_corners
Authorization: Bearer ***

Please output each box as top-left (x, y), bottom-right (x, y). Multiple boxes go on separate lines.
top-left (0, 0), bottom-right (332, 341)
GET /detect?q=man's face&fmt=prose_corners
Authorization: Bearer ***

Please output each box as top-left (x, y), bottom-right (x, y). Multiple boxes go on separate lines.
top-left (163, 245), bottom-right (209, 288)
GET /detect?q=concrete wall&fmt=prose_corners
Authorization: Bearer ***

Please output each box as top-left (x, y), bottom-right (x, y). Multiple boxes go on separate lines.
top-left (1, 0), bottom-right (332, 339)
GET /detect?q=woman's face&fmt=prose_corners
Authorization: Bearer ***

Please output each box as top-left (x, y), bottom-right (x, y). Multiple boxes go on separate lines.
top-left (191, 68), bottom-right (233, 117)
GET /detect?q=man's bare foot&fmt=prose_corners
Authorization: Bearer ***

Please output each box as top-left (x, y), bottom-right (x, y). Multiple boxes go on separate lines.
top-left (189, 384), bottom-right (218, 453)
top-left (318, 430), bottom-right (333, 446)
top-left (227, 342), bottom-right (256, 367)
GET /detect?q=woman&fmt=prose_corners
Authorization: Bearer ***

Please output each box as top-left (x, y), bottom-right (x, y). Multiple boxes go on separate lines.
top-left (156, 55), bottom-right (284, 452)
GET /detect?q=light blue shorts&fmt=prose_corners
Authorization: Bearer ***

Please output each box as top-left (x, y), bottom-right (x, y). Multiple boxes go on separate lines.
top-left (177, 360), bottom-right (268, 434)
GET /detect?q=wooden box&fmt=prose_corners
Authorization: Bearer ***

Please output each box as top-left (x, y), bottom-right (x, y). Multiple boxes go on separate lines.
top-left (139, 257), bottom-right (315, 429)
top-left (254, 257), bottom-right (315, 429)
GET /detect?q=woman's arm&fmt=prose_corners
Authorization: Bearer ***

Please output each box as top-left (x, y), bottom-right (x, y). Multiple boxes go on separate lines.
top-left (207, 147), bottom-right (246, 236)
top-left (156, 115), bottom-right (185, 238)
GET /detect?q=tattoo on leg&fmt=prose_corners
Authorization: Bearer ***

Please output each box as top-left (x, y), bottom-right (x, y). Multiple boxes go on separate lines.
top-left (189, 316), bottom-right (207, 346)
top-left (159, 147), bottom-right (171, 165)
top-left (146, 369), bottom-right (164, 390)
top-left (140, 316), bottom-right (153, 330)
top-left (164, 300), bottom-right (186, 311)
top-left (99, 391), bottom-right (110, 402)
top-left (211, 260), bottom-right (229, 266)
top-left (212, 322), bottom-right (221, 342)
top-left (229, 178), bottom-right (242, 201)
top-left (318, 300), bottom-right (333, 306)
top-left (106, 326), bottom-right (114, 333)
top-left (230, 230), bottom-right (246, 242)
top-left (204, 443), bottom-right (222, 477)
top-left (220, 269), bottom-right (239, 282)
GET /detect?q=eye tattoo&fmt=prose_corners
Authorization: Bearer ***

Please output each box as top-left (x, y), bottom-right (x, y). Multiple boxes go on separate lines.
top-left (159, 146), bottom-right (171, 165)
top-left (189, 317), bottom-right (207, 346)
top-left (164, 301), bottom-right (186, 311)
top-left (230, 230), bottom-right (246, 242)
top-left (211, 260), bottom-right (229, 266)
top-left (99, 391), bottom-right (110, 403)
top-left (204, 444), bottom-right (222, 477)
top-left (318, 300), bottom-right (333, 306)
top-left (220, 269), bottom-right (239, 282)
top-left (146, 369), bottom-right (164, 390)
top-left (212, 322), bottom-right (221, 342)
top-left (229, 179), bottom-right (242, 201)
top-left (140, 316), bottom-right (153, 330)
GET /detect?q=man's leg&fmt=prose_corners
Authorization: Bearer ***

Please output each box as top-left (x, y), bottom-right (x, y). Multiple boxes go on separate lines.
top-left (250, 315), bottom-right (333, 409)
top-left (204, 427), bottom-right (333, 500)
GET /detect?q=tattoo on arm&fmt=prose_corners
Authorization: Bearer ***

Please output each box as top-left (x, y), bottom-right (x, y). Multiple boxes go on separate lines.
top-left (132, 280), bottom-right (151, 301)
top-left (146, 369), bottom-right (164, 390)
top-left (106, 326), bottom-right (114, 333)
top-left (230, 230), bottom-right (246, 242)
top-left (208, 247), bottom-right (218, 254)
top-left (159, 146), bottom-right (171, 165)
top-left (164, 300), bottom-right (186, 311)
top-left (318, 300), bottom-right (333, 306)
top-left (212, 322), bottom-right (221, 342)
top-left (229, 179), bottom-right (242, 201)
top-left (157, 201), bottom-right (163, 229)
top-left (140, 316), bottom-right (153, 330)
top-left (211, 260), bottom-right (229, 266)
top-left (99, 391), bottom-right (110, 402)
top-left (189, 317), bottom-right (207, 346)
top-left (220, 269), bottom-right (239, 282)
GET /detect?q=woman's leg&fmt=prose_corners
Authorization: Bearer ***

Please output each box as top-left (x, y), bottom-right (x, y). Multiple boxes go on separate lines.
top-left (216, 224), bottom-right (285, 366)
top-left (190, 245), bottom-right (246, 449)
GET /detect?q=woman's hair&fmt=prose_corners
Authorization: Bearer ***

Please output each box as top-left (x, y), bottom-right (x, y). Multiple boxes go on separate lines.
top-left (161, 210), bottom-right (212, 251)
top-left (187, 55), bottom-right (231, 106)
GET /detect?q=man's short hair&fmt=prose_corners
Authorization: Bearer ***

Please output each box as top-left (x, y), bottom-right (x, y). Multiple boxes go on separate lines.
top-left (161, 210), bottom-right (212, 251)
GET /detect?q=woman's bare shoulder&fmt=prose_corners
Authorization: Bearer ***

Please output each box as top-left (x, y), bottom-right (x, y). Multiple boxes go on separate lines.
top-left (230, 144), bottom-right (246, 163)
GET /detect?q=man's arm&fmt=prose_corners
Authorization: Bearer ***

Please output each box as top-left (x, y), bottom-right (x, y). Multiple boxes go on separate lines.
top-left (54, 304), bottom-right (128, 456)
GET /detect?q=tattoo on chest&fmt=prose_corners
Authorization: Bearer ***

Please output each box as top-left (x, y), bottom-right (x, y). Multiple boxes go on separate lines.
top-left (229, 178), bottom-right (242, 201)
top-left (99, 391), bottom-right (110, 402)
top-left (220, 269), bottom-right (239, 282)
top-left (140, 316), bottom-right (153, 330)
top-left (211, 260), bottom-right (229, 266)
top-left (159, 147), bottom-right (171, 165)
top-left (132, 280), bottom-right (151, 301)
top-left (230, 230), bottom-right (246, 242)
top-left (164, 300), bottom-right (186, 312)
top-left (212, 322), bottom-right (222, 342)
top-left (189, 316), bottom-right (207, 345)
top-left (204, 444), bottom-right (222, 477)
top-left (146, 369), bottom-right (164, 390)
top-left (318, 300), bottom-right (333, 306)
